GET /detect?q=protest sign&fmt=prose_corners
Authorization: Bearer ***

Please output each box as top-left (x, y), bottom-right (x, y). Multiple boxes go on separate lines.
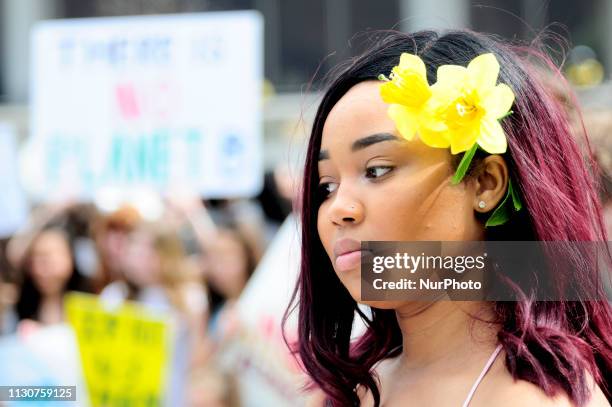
top-left (25, 11), bottom-right (263, 201)
top-left (0, 324), bottom-right (89, 406)
top-left (230, 215), bottom-right (307, 406)
top-left (65, 293), bottom-right (172, 406)
top-left (0, 124), bottom-right (28, 237)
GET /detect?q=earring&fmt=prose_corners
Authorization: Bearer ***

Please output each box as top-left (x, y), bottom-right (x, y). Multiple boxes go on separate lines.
top-left (478, 201), bottom-right (486, 209)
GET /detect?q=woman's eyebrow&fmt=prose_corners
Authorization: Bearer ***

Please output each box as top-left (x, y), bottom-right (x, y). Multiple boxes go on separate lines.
top-left (318, 132), bottom-right (399, 161)
top-left (351, 133), bottom-right (399, 151)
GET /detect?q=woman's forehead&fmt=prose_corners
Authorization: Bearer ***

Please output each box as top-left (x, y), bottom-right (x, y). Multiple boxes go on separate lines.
top-left (318, 80), bottom-right (452, 163)
top-left (322, 81), bottom-right (394, 144)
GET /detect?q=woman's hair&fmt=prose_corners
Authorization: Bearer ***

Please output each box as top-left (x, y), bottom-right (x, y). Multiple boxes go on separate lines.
top-left (284, 30), bottom-right (612, 407)
top-left (16, 226), bottom-right (91, 321)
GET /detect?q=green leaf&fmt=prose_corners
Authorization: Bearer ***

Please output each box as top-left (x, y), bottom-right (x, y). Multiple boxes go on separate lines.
top-left (451, 143), bottom-right (478, 185)
top-left (485, 186), bottom-right (512, 227)
top-left (509, 177), bottom-right (522, 211)
top-left (485, 176), bottom-right (523, 227)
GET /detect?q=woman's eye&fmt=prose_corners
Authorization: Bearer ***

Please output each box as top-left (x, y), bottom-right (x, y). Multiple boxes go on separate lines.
top-left (317, 182), bottom-right (338, 200)
top-left (365, 166), bottom-right (393, 179)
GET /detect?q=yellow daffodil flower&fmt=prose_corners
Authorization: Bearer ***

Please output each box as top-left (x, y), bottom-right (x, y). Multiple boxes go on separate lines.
top-left (377, 52), bottom-right (521, 226)
top-left (379, 53), bottom-right (434, 142)
top-left (425, 53), bottom-right (515, 154)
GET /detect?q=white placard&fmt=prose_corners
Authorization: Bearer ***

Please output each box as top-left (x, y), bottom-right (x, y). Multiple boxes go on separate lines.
top-left (26, 11), bottom-right (263, 201)
top-left (233, 214), bottom-right (307, 406)
top-left (0, 324), bottom-right (90, 406)
top-left (0, 124), bottom-right (28, 236)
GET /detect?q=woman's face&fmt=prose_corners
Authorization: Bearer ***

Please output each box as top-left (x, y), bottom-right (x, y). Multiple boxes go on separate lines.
top-left (101, 229), bottom-right (129, 278)
top-left (122, 230), bottom-right (160, 286)
top-left (205, 230), bottom-right (249, 300)
top-left (316, 81), bottom-right (484, 306)
top-left (30, 230), bottom-right (74, 297)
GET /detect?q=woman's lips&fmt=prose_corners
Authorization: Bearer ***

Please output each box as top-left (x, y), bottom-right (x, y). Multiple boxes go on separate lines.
top-left (335, 250), bottom-right (363, 272)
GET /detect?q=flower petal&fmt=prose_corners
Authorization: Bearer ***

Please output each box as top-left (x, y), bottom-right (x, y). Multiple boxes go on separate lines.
top-left (420, 101), bottom-right (448, 132)
top-left (418, 127), bottom-right (450, 149)
top-left (448, 128), bottom-right (479, 155)
top-left (435, 65), bottom-right (467, 89)
top-left (482, 84), bottom-right (515, 119)
top-left (380, 81), bottom-right (409, 105)
top-left (388, 104), bottom-right (418, 140)
top-left (398, 53), bottom-right (427, 79)
top-left (467, 53), bottom-right (500, 91)
top-left (380, 70), bottom-right (431, 107)
top-left (476, 117), bottom-right (507, 154)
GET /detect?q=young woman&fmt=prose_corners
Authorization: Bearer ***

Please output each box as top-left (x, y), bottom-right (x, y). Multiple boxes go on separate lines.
top-left (286, 30), bottom-right (612, 406)
top-left (16, 226), bottom-right (90, 325)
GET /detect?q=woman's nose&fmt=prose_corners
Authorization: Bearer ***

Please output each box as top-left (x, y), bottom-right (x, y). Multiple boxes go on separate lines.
top-left (328, 187), bottom-right (363, 226)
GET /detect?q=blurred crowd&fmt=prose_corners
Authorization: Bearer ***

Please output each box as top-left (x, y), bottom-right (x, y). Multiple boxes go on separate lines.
top-left (0, 164), bottom-right (298, 407)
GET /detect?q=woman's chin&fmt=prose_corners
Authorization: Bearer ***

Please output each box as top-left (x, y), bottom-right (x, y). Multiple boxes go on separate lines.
top-left (358, 299), bottom-right (409, 309)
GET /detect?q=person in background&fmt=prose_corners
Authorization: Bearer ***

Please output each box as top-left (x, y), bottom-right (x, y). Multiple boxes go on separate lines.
top-left (100, 220), bottom-right (207, 326)
top-left (540, 69), bottom-right (612, 237)
top-left (186, 224), bottom-right (257, 407)
top-left (202, 225), bottom-right (257, 339)
top-left (15, 226), bottom-right (91, 326)
top-left (100, 219), bottom-right (208, 406)
top-left (164, 197), bottom-right (258, 339)
top-left (577, 110), bottom-right (612, 237)
top-left (0, 240), bottom-right (18, 335)
top-left (187, 366), bottom-right (241, 407)
top-left (206, 198), bottom-right (269, 265)
top-left (91, 205), bottom-right (141, 293)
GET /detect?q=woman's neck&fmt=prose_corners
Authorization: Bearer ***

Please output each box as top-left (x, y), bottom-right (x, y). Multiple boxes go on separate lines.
top-left (394, 301), bottom-right (499, 371)
top-left (38, 294), bottom-right (64, 325)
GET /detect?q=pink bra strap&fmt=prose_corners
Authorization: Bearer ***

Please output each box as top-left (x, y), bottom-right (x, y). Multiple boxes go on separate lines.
top-left (461, 344), bottom-right (503, 407)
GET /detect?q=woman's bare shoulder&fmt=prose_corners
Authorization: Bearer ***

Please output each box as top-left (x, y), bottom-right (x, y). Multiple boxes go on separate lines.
top-left (480, 369), bottom-right (609, 407)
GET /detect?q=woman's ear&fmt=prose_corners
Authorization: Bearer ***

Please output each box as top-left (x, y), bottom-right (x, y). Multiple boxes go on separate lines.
top-left (472, 155), bottom-right (508, 214)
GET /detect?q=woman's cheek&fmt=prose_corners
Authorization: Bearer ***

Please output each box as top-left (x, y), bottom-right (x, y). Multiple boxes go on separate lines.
top-left (317, 206), bottom-right (335, 259)
top-left (364, 184), bottom-right (422, 239)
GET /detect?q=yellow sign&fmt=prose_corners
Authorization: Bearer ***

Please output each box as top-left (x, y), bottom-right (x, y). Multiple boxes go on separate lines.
top-left (65, 292), bottom-right (171, 407)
